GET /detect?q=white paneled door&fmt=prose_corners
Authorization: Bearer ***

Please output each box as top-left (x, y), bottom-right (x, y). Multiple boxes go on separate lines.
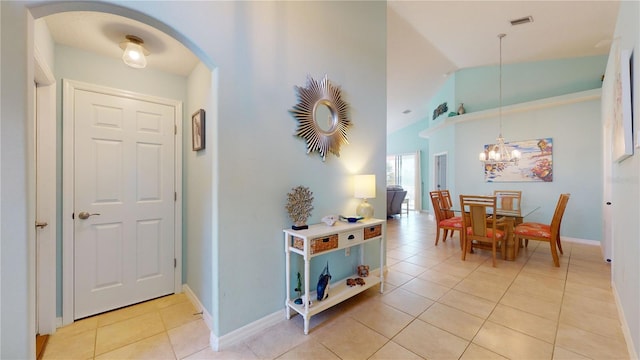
top-left (73, 88), bottom-right (176, 319)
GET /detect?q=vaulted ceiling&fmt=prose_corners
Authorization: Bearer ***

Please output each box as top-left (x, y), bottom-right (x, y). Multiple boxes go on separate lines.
top-left (44, 2), bottom-right (620, 134)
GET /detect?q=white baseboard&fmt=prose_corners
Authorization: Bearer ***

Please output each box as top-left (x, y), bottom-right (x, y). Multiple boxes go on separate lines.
top-left (563, 236), bottom-right (600, 246)
top-left (182, 284), bottom-right (285, 352)
top-left (182, 284), bottom-right (214, 332)
top-left (212, 310), bottom-right (284, 351)
top-left (612, 282), bottom-right (638, 360)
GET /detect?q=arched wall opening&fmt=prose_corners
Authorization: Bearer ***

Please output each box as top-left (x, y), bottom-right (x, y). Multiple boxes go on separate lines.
top-left (27, 0), bottom-right (219, 350)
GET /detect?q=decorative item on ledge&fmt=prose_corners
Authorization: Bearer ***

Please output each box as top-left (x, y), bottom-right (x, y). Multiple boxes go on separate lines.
top-left (357, 265), bottom-right (370, 277)
top-left (321, 215), bottom-right (337, 226)
top-left (354, 174), bottom-right (376, 219)
top-left (294, 272), bottom-right (303, 305)
top-left (457, 103), bottom-right (466, 115)
top-left (432, 102), bottom-right (448, 120)
top-left (289, 75), bottom-right (352, 161)
top-left (339, 215), bottom-right (363, 223)
top-left (285, 186), bottom-right (314, 230)
top-left (316, 262), bottom-right (331, 301)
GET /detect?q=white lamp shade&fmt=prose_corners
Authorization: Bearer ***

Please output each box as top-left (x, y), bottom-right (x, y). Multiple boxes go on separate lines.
top-left (122, 42), bottom-right (147, 69)
top-left (354, 174), bottom-right (376, 199)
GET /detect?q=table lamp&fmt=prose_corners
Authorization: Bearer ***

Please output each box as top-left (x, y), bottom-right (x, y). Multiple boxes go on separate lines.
top-left (354, 174), bottom-right (375, 218)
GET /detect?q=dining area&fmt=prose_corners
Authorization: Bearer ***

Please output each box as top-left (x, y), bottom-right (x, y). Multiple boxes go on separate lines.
top-left (429, 189), bottom-right (570, 267)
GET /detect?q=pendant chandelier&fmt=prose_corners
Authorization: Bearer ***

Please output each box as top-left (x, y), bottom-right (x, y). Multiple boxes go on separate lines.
top-left (479, 34), bottom-right (521, 167)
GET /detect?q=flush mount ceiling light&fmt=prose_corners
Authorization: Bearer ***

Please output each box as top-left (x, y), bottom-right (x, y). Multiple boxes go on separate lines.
top-left (119, 35), bottom-right (149, 69)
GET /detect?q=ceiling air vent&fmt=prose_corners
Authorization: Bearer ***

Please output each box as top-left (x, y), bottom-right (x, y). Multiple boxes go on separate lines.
top-left (510, 16), bottom-right (533, 26)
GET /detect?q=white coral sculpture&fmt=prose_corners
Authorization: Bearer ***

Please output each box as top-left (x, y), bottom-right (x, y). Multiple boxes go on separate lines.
top-left (285, 186), bottom-right (314, 226)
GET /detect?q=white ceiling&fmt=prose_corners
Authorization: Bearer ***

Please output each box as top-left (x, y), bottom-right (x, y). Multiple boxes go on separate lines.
top-left (44, 11), bottom-right (199, 76)
top-left (43, 2), bottom-right (620, 133)
top-left (387, 1), bottom-right (620, 133)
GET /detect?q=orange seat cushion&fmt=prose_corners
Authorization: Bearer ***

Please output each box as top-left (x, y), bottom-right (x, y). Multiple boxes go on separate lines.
top-left (440, 217), bottom-right (462, 228)
top-left (466, 227), bottom-right (504, 239)
top-left (515, 222), bottom-right (551, 239)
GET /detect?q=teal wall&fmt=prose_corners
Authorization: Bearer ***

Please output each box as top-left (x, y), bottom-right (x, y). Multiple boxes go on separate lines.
top-left (185, 62), bottom-right (214, 318)
top-left (429, 74), bottom-right (456, 124)
top-left (454, 96), bottom-right (602, 241)
top-left (15, 0), bottom-right (387, 341)
top-left (112, 0), bottom-right (388, 337)
top-left (387, 120), bottom-right (430, 210)
top-left (388, 56), bottom-right (607, 241)
top-left (455, 56), bottom-right (607, 113)
top-left (426, 124), bottom-right (457, 207)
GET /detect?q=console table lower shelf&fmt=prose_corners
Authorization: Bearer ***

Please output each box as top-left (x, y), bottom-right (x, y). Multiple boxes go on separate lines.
top-left (283, 218), bottom-right (386, 334)
top-left (285, 270), bottom-right (382, 333)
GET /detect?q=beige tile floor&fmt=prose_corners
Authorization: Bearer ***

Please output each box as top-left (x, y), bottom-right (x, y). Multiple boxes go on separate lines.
top-left (44, 212), bottom-right (630, 359)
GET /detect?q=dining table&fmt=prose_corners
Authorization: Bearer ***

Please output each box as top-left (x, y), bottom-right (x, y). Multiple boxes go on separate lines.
top-left (452, 204), bottom-right (540, 261)
top-left (494, 205), bottom-right (540, 260)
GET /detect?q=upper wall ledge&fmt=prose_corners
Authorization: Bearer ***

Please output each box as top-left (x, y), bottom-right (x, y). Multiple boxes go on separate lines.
top-left (418, 88), bottom-right (601, 138)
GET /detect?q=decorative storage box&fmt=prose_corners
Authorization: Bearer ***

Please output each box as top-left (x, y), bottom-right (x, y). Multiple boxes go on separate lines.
top-left (292, 234), bottom-right (339, 254)
top-left (363, 224), bottom-right (382, 239)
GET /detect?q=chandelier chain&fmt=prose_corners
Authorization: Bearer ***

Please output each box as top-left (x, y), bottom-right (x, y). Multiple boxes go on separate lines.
top-left (479, 33), bottom-right (520, 167)
top-left (498, 33), bottom-right (505, 138)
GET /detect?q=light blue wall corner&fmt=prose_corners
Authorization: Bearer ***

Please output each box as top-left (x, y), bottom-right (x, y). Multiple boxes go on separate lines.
top-left (387, 120), bottom-right (430, 210)
top-left (428, 74), bottom-right (456, 125)
top-left (389, 56), bottom-right (608, 241)
top-left (454, 98), bottom-right (603, 241)
top-left (456, 55), bottom-right (607, 113)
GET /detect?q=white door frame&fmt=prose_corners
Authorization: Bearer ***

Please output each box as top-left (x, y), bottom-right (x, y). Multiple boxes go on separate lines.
top-left (62, 79), bottom-right (183, 325)
top-left (34, 47), bottom-right (57, 334)
top-left (433, 151), bottom-right (448, 191)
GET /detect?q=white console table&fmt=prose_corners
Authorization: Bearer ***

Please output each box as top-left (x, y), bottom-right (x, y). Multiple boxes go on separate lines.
top-left (283, 218), bottom-right (385, 334)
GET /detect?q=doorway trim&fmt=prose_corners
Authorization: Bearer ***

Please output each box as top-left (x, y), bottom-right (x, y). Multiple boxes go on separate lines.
top-left (34, 47), bottom-right (57, 335)
top-left (61, 79), bottom-right (183, 325)
top-left (433, 151), bottom-right (448, 192)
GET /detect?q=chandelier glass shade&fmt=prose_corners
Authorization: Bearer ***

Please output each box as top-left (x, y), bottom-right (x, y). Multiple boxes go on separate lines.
top-left (479, 34), bottom-right (521, 167)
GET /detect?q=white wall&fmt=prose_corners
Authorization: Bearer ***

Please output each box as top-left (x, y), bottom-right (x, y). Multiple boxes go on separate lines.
top-left (0, 4), bottom-right (36, 359)
top-left (610, 1), bottom-right (640, 356)
top-left (34, 18), bottom-right (54, 67)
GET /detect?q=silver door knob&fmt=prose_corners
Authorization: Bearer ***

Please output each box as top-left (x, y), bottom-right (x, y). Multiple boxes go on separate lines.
top-left (78, 211), bottom-right (100, 220)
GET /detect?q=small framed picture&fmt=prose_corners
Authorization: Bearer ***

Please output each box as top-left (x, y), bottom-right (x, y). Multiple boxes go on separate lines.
top-left (192, 109), bottom-right (205, 151)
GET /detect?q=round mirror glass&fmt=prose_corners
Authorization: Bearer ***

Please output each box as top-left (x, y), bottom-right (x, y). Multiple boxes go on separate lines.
top-left (314, 100), bottom-right (338, 134)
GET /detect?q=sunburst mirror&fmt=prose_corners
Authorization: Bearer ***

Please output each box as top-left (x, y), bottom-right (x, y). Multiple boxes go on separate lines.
top-left (290, 75), bottom-right (351, 161)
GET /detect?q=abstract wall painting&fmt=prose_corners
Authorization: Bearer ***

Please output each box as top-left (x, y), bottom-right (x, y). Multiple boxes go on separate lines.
top-left (612, 47), bottom-right (634, 163)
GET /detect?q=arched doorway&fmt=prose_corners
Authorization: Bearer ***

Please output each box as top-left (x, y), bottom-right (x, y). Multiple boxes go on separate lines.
top-left (27, 1), bottom-right (216, 352)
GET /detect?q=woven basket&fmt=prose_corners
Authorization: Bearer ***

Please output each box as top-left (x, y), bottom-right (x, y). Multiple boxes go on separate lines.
top-left (292, 234), bottom-right (338, 254)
